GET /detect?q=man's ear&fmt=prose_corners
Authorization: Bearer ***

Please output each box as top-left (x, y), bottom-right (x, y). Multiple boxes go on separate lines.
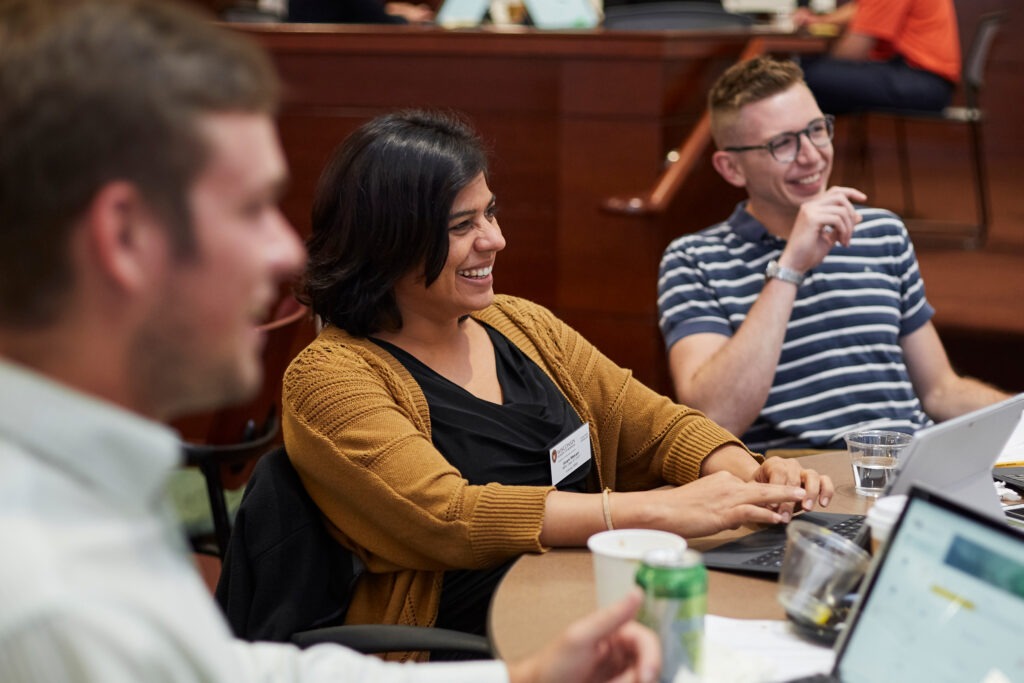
top-left (82, 181), bottom-right (167, 292)
top-left (711, 150), bottom-right (747, 189)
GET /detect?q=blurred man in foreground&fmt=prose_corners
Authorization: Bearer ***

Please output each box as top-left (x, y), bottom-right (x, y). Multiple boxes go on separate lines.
top-left (0, 1), bottom-right (658, 681)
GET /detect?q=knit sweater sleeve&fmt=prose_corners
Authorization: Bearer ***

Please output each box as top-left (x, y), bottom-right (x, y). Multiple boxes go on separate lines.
top-left (281, 329), bottom-right (550, 573)
top-left (483, 297), bottom-right (757, 491)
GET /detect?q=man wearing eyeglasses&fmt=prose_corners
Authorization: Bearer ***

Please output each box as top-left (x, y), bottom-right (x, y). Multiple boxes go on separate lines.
top-left (656, 56), bottom-right (1007, 453)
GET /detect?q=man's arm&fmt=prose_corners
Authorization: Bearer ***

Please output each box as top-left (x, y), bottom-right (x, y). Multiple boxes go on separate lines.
top-left (668, 283), bottom-right (797, 437)
top-left (793, 0), bottom-right (874, 59)
top-left (667, 187), bottom-right (864, 437)
top-left (793, 1), bottom-right (857, 29)
top-left (831, 31), bottom-right (875, 60)
top-left (901, 321), bottom-right (1011, 422)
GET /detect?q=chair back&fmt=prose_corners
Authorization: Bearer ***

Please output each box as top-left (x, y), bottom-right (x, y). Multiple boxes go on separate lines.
top-left (183, 410), bottom-right (280, 558)
top-left (213, 446), bottom-right (494, 659)
top-left (216, 446), bottom-right (362, 642)
top-left (602, 1), bottom-right (754, 30)
top-left (962, 11), bottom-right (1005, 108)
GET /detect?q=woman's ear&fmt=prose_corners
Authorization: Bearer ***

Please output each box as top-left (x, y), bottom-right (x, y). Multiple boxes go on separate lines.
top-left (711, 150), bottom-right (747, 189)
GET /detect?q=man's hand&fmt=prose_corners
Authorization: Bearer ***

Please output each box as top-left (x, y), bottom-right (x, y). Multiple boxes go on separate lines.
top-left (507, 590), bottom-right (660, 683)
top-left (791, 7), bottom-right (817, 28)
top-left (779, 186), bottom-right (866, 274)
top-left (384, 1), bottom-right (434, 22)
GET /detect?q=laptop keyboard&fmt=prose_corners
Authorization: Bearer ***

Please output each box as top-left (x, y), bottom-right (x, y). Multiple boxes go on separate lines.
top-left (741, 515), bottom-right (865, 569)
top-left (999, 472), bottom-right (1024, 490)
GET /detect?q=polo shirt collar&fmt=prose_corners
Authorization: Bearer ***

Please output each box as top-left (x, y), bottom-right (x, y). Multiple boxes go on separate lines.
top-left (728, 201), bottom-right (786, 248)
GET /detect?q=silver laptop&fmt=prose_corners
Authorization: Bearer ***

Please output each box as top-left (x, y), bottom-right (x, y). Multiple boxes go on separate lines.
top-left (437, 0), bottom-right (598, 28)
top-left (522, 0), bottom-right (598, 28)
top-left (435, 0), bottom-right (490, 28)
top-left (703, 393), bottom-right (1024, 575)
top-left (784, 485), bottom-right (1024, 682)
top-left (888, 392), bottom-right (1024, 520)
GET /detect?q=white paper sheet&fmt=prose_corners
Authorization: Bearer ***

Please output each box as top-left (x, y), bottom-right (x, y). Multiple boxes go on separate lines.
top-left (671, 616), bottom-right (836, 683)
top-left (995, 408), bottom-right (1024, 465)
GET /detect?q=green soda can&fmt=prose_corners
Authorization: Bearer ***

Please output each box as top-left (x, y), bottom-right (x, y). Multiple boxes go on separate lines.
top-left (635, 547), bottom-right (707, 683)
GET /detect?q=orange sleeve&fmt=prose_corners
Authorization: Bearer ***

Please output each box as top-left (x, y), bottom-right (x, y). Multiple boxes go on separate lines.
top-left (849, 0), bottom-right (961, 83)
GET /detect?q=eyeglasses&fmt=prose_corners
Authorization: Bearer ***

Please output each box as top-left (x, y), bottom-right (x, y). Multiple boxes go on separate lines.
top-left (723, 115), bottom-right (835, 163)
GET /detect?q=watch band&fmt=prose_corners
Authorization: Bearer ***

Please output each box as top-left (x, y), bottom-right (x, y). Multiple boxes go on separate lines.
top-left (765, 259), bottom-right (805, 286)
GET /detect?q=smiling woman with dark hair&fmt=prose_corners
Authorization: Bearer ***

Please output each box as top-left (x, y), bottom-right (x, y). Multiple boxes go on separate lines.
top-left (282, 109), bottom-right (833, 654)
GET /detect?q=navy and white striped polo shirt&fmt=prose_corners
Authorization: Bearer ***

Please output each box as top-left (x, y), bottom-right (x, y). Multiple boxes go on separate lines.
top-left (658, 202), bottom-right (933, 451)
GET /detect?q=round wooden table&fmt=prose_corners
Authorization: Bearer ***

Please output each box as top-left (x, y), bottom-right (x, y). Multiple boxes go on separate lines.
top-left (488, 450), bottom-right (870, 660)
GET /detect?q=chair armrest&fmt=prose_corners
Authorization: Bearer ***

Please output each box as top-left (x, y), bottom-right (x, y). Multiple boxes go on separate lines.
top-left (291, 624), bottom-right (493, 658)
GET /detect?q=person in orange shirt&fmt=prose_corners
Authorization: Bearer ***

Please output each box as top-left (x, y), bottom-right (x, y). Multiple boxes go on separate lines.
top-left (794, 0), bottom-right (960, 114)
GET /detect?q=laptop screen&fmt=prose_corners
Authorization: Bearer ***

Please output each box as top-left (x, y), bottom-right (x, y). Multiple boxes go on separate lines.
top-left (835, 489), bottom-right (1024, 682)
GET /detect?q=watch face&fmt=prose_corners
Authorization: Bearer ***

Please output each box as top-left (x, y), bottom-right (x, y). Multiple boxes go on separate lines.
top-left (766, 260), bottom-right (803, 285)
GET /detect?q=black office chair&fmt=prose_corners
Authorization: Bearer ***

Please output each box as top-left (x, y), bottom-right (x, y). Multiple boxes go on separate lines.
top-left (216, 446), bottom-right (494, 659)
top-left (602, 1), bottom-right (754, 30)
top-left (845, 11), bottom-right (1006, 249)
top-left (182, 409), bottom-right (280, 559)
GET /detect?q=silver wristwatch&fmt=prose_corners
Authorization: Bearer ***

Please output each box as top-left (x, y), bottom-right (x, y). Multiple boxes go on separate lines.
top-left (765, 259), bottom-right (805, 286)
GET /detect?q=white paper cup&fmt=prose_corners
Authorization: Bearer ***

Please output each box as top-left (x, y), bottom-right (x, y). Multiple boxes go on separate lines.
top-left (866, 494), bottom-right (907, 554)
top-left (587, 529), bottom-right (687, 607)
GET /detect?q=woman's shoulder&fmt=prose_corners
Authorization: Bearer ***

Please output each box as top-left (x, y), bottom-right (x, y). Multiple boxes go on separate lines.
top-left (284, 325), bottom-right (399, 387)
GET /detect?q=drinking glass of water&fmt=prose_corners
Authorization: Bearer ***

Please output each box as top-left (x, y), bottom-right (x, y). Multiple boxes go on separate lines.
top-left (844, 430), bottom-right (913, 497)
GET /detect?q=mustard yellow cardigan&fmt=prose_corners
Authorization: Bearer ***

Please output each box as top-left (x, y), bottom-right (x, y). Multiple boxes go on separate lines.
top-left (282, 295), bottom-right (749, 658)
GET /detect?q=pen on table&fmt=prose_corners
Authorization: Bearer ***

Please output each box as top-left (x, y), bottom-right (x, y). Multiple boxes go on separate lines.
top-left (994, 461), bottom-right (1024, 468)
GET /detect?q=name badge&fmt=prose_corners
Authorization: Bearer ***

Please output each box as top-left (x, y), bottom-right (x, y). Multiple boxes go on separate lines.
top-left (549, 422), bottom-right (592, 486)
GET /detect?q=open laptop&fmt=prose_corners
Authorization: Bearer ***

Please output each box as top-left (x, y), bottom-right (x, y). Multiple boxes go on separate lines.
top-left (784, 485), bottom-right (1024, 682)
top-left (702, 393), bottom-right (1024, 575)
top-left (886, 392), bottom-right (1024, 520)
top-left (435, 0), bottom-right (490, 28)
top-left (991, 405), bottom-right (1024, 494)
top-left (436, 0), bottom-right (598, 29)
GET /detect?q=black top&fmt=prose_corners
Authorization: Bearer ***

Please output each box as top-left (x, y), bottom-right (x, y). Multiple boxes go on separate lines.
top-left (371, 323), bottom-right (590, 642)
top-left (288, 0), bottom-right (407, 24)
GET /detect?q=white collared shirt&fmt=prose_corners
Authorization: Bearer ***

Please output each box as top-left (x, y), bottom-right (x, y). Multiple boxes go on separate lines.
top-left (0, 359), bottom-right (507, 683)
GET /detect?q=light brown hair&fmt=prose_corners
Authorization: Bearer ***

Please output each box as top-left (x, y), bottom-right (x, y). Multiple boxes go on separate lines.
top-left (0, 0), bottom-right (279, 326)
top-left (708, 56), bottom-right (806, 147)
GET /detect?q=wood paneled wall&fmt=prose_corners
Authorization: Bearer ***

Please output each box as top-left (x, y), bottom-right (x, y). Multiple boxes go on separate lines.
top-left (228, 18), bottom-right (1022, 396)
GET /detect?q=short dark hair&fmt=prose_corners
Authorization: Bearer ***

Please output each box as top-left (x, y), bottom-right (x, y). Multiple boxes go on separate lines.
top-left (0, 0), bottom-right (279, 327)
top-left (708, 56), bottom-right (806, 147)
top-left (301, 110), bottom-right (489, 337)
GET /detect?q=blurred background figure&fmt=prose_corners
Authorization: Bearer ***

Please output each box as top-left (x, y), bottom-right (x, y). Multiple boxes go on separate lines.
top-left (288, 0), bottom-right (435, 23)
top-left (794, 0), bottom-right (959, 114)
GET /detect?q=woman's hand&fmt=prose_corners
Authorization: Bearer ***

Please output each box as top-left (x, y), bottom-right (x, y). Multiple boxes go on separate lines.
top-left (638, 472), bottom-right (810, 538)
top-left (541, 445), bottom-right (832, 545)
top-left (699, 444), bottom-right (834, 524)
